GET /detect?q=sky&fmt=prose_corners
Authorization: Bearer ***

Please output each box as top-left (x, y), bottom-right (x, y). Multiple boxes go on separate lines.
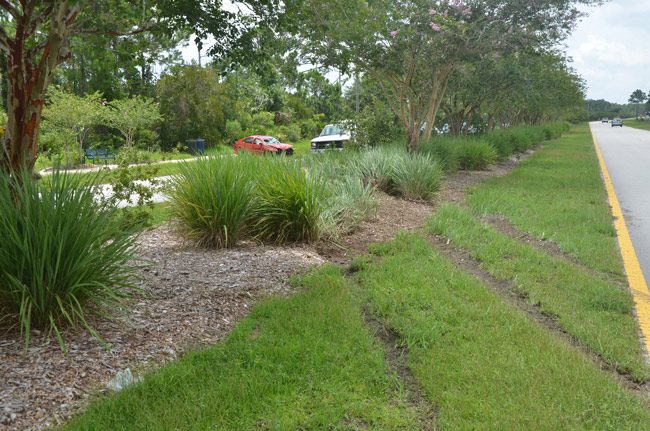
top-left (565, 0), bottom-right (650, 104)
top-left (181, 0), bottom-right (650, 105)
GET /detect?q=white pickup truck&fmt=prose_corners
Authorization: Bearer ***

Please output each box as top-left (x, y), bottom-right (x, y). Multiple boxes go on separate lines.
top-left (310, 124), bottom-right (351, 152)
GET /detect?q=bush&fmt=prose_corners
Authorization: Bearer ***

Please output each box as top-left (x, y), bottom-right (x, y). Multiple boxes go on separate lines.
top-left (250, 157), bottom-right (326, 243)
top-left (278, 124), bottom-right (302, 143)
top-left (392, 153), bottom-right (443, 201)
top-left (0, 172), bottom-right (139, 347)
top-left (456, 140), bottom-right (498, 170)
top-left (225, 120), bottom-right (243, 144)
top-left (168, 156), bottom-right (255, 248)
top-left (300, 119), bottom-right (319, 139)
top-left (251, 111), bottom-right (275, 130)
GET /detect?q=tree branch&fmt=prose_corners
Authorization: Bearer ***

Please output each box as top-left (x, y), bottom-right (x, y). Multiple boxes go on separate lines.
top-left (0, 0), bottom-right (19, 19)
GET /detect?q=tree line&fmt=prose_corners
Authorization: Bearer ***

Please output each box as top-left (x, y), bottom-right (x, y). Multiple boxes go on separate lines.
top-left (0, 0), bottom-right (600, 176)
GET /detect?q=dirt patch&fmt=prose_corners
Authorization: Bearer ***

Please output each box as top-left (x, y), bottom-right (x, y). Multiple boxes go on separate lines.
top-left (317, 193), bottom-right (433, 265)
top-left (0, 225), bottom-right (323, 431)
top-left (427, 234), bottom-right (649, 391)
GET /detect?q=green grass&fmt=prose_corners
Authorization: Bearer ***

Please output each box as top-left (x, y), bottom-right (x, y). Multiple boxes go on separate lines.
top-left (428, 204), bottom-right (650, 381)
top-left (148, 203), bottom-right (172, 227)
top-left (63, 266), bottom-right (419, 430)
top-left (466, 124), bottom-right (624, 277)
top-left (624, 118), bottom-right (650, 132)
top-left (354, 233), bottom-right (650, 429)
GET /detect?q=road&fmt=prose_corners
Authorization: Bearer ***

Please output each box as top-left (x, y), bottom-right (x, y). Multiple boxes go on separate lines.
top-left (590, 121), bottom-right (650, 280)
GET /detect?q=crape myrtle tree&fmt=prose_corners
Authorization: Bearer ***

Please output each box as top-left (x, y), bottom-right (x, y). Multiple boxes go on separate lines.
top-left (290, 0), bottom-right (601, 152)
top-left (0, 0), bottom-right (281, 177)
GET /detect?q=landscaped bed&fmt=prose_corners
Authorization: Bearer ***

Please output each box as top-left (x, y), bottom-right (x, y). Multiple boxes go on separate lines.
top-left (6, 123), bottom-right (628, 430)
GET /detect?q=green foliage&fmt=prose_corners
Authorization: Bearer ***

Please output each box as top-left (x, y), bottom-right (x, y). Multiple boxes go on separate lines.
top-left (225, 119), bottom-right (243, 144)
top-left (251, 111), bottom-right (275, 130)
top-left (358, 233), bottom-right (650, 429)
top-left (418, 137), bottom-right (461, 172)
top-left (250, 157), bottom-right (326, 243)
top-left (392, 153), bottom-right (442, 201)
top-left (0, 171), bottom-right (139, 348)
top-left (277, 124), bottom-right (302, 142)
top-left (103, 96), bottom-right (162, 148)
top-left (63, 266), bottom-right (419, 430)
top-left (299, 118), bottom-right (319, 139)
top-left (102, 147), bottom-right (161, 228)
top-left (352, 99), bottom-right (401, 146)
top-left (41, 88), bottom-right (105, 167)
top-left (168, 156), bottom-right (254, 248)
top-left (157, 66), bottom-right (225, 150)
top-left (456, 140), bottom-right (498, 170)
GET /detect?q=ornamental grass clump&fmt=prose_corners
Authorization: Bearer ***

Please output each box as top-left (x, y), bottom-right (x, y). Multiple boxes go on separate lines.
top-left (0, 171), bottom-right (139, 347)
top-left (250, 157), bottom-right (326, 243)
top-left (391, 153), bottom-right (443, 201)
top-left (321, 174), bottom-right (377, 237)
top-left (456, 140), bottom-right (498, 170)
top-left (353, 147), bottom-right (398, 193)
top-left (168, 156), bottom-right (254, 248)
top-left (418, 137), bottom-right (460, 172)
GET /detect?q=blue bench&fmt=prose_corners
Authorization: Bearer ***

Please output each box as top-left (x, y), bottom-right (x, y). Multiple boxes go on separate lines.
top-left (84, 148), bottom-right (116, 164)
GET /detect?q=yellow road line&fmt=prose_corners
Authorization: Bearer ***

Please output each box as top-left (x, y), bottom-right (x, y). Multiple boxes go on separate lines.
top-left (590, 124), bottom-right (650, 356)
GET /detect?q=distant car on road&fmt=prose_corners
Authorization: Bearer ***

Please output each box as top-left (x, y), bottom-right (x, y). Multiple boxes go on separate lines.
top-left (234, 135), bottom-right (294, 156)
top-left (311, 124), bottom-right (351, 152)
top-left (611, 118), bottom-right (623, 127)
top-left (601, 117), bottom-right (609, 123)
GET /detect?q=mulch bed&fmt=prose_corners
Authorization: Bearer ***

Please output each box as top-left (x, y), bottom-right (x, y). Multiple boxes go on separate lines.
top-left (1, 155), bottom-right (526, 431)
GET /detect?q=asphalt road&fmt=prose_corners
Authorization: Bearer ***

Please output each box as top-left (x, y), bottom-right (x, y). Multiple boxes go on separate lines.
top-left (591, 121), bottom-right (650, 280)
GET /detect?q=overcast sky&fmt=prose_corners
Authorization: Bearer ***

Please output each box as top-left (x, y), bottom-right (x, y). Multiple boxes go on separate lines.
top-left (565, 0), bottom-right (650, 104)
top-left (182, 0), bottom-right (649, 105)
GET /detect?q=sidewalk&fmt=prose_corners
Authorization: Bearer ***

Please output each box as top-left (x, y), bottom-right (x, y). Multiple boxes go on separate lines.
top-left (37, 156), bottom-right (203, 177)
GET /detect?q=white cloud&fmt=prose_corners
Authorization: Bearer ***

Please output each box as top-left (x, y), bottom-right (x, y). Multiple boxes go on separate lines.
top-left (566, 0), bottom-right (650, 103)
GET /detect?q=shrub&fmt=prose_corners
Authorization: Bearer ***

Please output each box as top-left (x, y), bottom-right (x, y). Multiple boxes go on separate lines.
top-left (0, 171), bottom-right (139, 347)
top-left (251, 111), bottom-right (275, 130)
top-left (279, 124), bottom-right (302, 143)
top-left (456, 140), bottom-right (498, 170)
top-left (250, 158), bottom-right (326, 243)
top-left (168, 157), bottom-right (255, 248)
top-left (392, 153), bottom-right (443, 201)
top-left (300, 119), bottom-right (319, 139)
top-left (225, 120), bottom-right (243, 144)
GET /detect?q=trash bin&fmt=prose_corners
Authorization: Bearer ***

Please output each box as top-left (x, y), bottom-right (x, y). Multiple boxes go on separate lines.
top-left (185, 138), bottom-right (206, 155)
top-left (196, 138), bottom-right (205, 155)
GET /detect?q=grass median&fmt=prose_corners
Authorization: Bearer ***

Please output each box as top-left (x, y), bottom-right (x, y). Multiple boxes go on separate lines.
top-left (466, 124), bottom-right (623, 277)
top-left (624, 119), bottom-right (650, 132)
top-left (354, 232), bottom-right (650, 429)
top-left (63, 266), bottom-right (419, 430)
top-left (428, 204), bottom-right (650, 381)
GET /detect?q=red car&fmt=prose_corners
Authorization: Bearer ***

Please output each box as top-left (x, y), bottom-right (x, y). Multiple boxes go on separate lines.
top-left (233, 135), bottom-right (294, 156)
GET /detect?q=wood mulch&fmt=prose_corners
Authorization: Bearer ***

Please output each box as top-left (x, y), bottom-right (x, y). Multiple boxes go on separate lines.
top-left (0, 155), bottom-right (525, 431)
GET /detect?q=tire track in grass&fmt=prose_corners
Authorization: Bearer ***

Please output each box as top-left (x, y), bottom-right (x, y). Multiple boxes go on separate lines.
top-left (427, 232), bottom-right (649, 394)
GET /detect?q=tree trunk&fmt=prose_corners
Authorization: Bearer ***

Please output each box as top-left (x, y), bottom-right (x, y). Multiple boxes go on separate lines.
top-left (0, 2), bottom-right (78, 177)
